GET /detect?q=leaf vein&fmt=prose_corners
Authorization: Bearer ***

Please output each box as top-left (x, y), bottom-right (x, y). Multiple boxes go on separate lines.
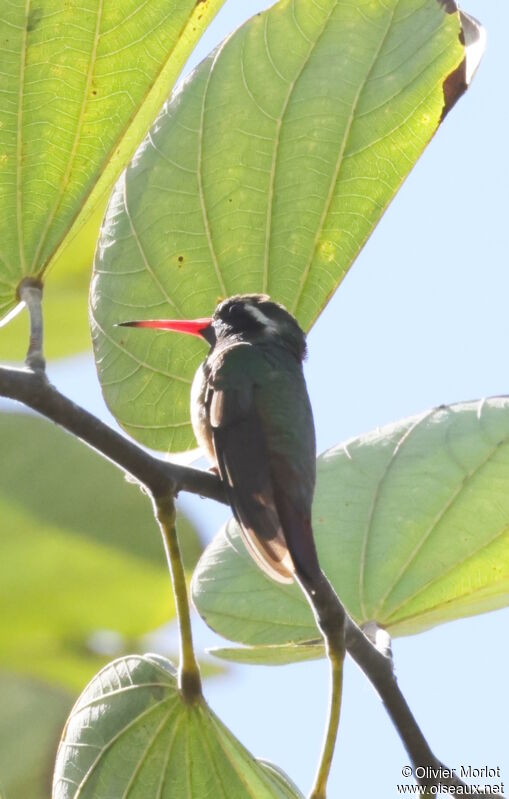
top-left (30, 0), bottom-right (104, 272)
top-left (381, 427), bottom-right (509, 618)
top-left (291, 0), bottom-right (401, 317)
top-left (198, 53), bottom-right (228, 297)
top-left (359, 409), bottom-right (434, 618)
top-left (262, 0), bottom-right (338, 293)
top-left (16, 0), bottom-right (30, 275)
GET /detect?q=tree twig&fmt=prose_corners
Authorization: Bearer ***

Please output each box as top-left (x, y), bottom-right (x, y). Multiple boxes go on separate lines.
top-left (0, 365), bottom-right (225, 504)
top-left (344, 618), bottom-right (502, 797)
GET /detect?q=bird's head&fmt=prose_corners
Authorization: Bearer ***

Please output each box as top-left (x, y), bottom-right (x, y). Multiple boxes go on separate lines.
top-left (119, 294), bottom-right (307, 361)
top-left (212, 294), bottom-right (307, 360)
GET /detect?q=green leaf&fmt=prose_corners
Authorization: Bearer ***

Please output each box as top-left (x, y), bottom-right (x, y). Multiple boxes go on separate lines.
top-left (193, 398), bottom-right (509, 662)
top-left (0, 413), bottom-right (202, 689)
top-left (53, 654), bottom-right (304, 798)
top-left (0, 0), bottom-right (227, 321)
top-left (91, 0), bottom-right (483, 453)
top-left (0, 672), bottom-right (72, 799)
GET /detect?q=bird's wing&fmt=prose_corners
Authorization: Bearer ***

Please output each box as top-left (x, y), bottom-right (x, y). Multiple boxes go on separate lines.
top-left (207, 343), bottom-right (319, 585)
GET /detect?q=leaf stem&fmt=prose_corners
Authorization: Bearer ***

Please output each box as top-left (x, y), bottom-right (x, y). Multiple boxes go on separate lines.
top-left (18, 278), bottom-right (45, 372)
top-left (152, 494), bottom-right (202, 702)
top-left (310, 643), bottom-right (343, 799)
top-left (298, 573), bottom-right (345, 799)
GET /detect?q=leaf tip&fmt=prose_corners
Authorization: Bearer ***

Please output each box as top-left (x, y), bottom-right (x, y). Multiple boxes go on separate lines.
top-left (440, 11), bottom-right (486, 121)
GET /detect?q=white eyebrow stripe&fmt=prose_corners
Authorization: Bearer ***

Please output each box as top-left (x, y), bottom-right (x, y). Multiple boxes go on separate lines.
top-left (245, 303), bottom-right (279, 332)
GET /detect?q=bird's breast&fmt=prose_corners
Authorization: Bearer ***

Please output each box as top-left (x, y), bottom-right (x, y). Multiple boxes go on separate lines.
top-left (190, 361), bottom-right (216, 464)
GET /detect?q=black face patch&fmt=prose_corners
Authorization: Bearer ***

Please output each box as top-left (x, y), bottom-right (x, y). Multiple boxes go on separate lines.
top-left (216, 299), bottom-right (264, 335)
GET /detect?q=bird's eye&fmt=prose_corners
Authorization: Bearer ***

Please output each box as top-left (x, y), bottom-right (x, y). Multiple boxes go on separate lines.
top-left (229, 304), bottom-right (247, 322)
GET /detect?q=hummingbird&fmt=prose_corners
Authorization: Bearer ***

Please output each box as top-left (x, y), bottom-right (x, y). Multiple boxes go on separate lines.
top-left (120, 294), bottom-right (322, 587)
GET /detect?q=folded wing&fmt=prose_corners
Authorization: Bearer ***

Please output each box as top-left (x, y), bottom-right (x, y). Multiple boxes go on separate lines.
top-left (207, 344), bottom-right (320, 585)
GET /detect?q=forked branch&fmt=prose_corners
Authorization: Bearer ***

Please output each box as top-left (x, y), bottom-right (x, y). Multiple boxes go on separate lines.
top-left (0, 295), bottom-right (501, 797)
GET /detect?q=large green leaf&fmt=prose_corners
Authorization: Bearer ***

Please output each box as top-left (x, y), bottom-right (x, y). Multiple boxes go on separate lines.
top-left (193, 398), bottom-right (509, 663)
top-left (0, 413), bottom-right (202, 689)
top-left (91, 0), bottom-right (483, 453)
top-left (0, 0), bottom-right (227, 323)
top-left (53, 654), bottom-right (303, 798)
top-left (0, 672), bottom-right (72, 799)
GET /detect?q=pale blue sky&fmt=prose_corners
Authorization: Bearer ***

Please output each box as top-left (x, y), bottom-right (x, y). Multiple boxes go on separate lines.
top-left (10, 1), bottom-right (509, 796)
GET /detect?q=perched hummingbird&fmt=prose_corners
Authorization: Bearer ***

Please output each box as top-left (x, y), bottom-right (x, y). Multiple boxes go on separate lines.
top-left (120, 294), bottom-right (322, 586)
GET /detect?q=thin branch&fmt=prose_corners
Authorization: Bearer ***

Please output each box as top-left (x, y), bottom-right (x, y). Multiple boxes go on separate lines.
top-left (153, 494), bottom-right (202, 702)
top-left (0, 365), bottom-right (225, 504)
top-left (300, 563), bottom-right (501, 799)
top-left (344, 617), bottom-right (502, 797)
top-left (297, 559), bottom-right (470, 798)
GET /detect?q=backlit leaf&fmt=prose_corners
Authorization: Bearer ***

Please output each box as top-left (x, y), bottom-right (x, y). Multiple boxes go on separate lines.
top-left (53, 654), bottom-right (303, 798)
top-left (193, 398), bottom-right (509, 662)
top-left (0, 0), bottom-right (227, 322)
top-left (91, 0), bottom-right (483, 452)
